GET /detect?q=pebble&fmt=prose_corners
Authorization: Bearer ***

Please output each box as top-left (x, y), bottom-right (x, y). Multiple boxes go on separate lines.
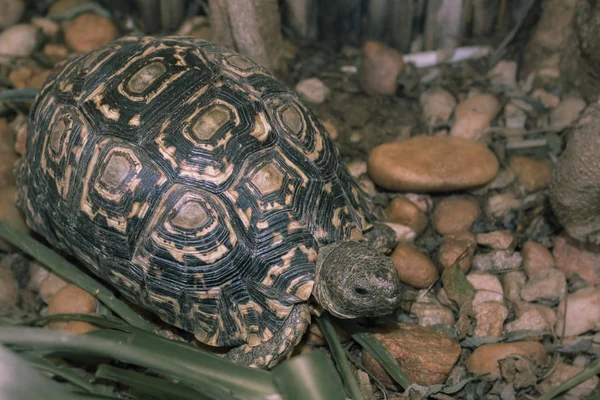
top-left (64, 13), bottom-right (119, 53)
top-left (295, 78), bottom-right (329, 104)
top-left (384, 222), bottom-right (416, 243)
top-left (0, 0), bottom-right (25, 29)
top-left (403, 193), bottom-right (433, 213)
top-left (553, 234), bottom-right (600, 285)
top-left (0, 186), bottom-right (29, 252)
top-left (420, 87), bottom-right (456, 125)
top-left (39, 272), bottom-right (68, 304)
top-left (504, 102), bottom-right (527, 129)
top-left (556, 286), bottom-right (600, 337)
top-left (537, 363), bottom-right (599, 399)
top-left (347, 161), bottom-right (367, 179)
top-left (321, 120), bottom-right (338, 140)
top-left (27, 262), bottom-right (49, 292)
top-left (466, 341), bottom-right (548, 379)
top-left (43, 43), bottom-right (70, 64)
top-left (509, 155), bottom-right (552, 192)
top-left (358, 176), bottom-right (376, 198)
top-left (473, 168), bottom-right (515, 194)
top-left (505, 301), bottom-right (556, 332)
top-left (0, 24), bottom-right (39, 56)
top-left (362, 323), bottom-right (460, 389)
top-left (31, 17), bottom-right (60, 39)
top-left (472, 250), bottom-right (522, 273)
top-left (486, 192), bottom-right (521, 218)
top-left (531, 89), bottom-right (560, 109)
top-left (476, 230), bottom-right (514, 250)
top-left (9, 66), bottom-right (52, 89)
top-left (473, 301), bottom-right (508, 337)
top-left (450, 93), bottom-right (501, 141)
top-left (385, 197), bottom-right (428, 236)
top-left (358, 40), bottom-right (404, 96)
top-left (0, 267), bottom-right (18, 311)
top-left (467, 272), bottom-right (504, 307)
top-left (550, 97), bottom-right (586, 130)
top-left (502, 271), bottom-right (527, 303)
top-left (520, 268), bottom-right (566, 303)
top-left (437, 231), bottom-right (476, 272)
top-left (522, 240), bottom-right (554, 279)
top-left (411, 300), bottom-right (455, 328)
top-left (367, 136), bottom-right (499, 192)
top-left (391, 244), bottom-right (438, 289)
top-left (433, 196), bottom-right (480, 235)
top-left (48, 284), bottom-right (98, 332)
top-left (488, 61), bottom-right (517, 90)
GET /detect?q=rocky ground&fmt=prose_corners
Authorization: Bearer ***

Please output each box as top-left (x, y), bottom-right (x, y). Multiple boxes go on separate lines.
top-left (0, 1), bottom-right (599, 399)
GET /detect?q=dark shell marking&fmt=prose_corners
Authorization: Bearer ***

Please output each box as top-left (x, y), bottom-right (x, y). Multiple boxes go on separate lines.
top-left (16, 36), bottom-right (376, 348)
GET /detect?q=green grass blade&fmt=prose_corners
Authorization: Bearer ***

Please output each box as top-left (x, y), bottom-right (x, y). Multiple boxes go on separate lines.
top-left (316, 314), bottom-right (366, 400)
top-left (272, 351), bottom-right (347, 400)
top-left (20, 354), bottom-right (97, 393)
top-left (0, 327), bottom-right (276, 400)
top-left (0, 88), bottom-right (39, 103)
top-left (0, 221), bottom-right (155, 332)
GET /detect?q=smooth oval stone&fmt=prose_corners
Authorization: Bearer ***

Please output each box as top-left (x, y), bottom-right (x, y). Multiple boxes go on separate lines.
top-left (367, 136), bottom-right (499, 192)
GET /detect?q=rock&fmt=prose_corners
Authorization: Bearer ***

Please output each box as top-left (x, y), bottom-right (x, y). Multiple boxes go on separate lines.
top-left (553, 234), bottom-right (600, 285)
top-left (509, 156), bottom-right (552, 192)
top-left (438, 231), bottom-right (476, 272)
top-left (38, 273), bottom-right (68, 304)
top-left (488, 61), bottom-right (517, 90)
top-left (502, 271), bottom-right (527, 303)
top-left (295, 78), bottom-right (329, 104)
top-left (321, 120), bottom-right (338, 140)
top-left (476, 230), bottom-right (514, 250)
top-left (433, 197), bottom-right (480, 235)
top-left (473, 301), bottom-right (508, 337)
top-left (520, 268), bottom-right (566, 303)
top-left (411, 300), bottom-right (455, 328)
top-left (466, 341), bottom-right (548, 379)
top-left (391, 244), bottom-right (439, 289)
top-left (347, 161), bottom-right (367, 179)
top-left (385, 197), bottom-right (428, 236)
top-left (420, 87), bottom-right (456, 126)
top-left (358, 40), bottom-right (404, 96)
top-left (486, 192), bottom-right (521, 218)
top-left (362, 323), bottom-right (461, 389)
top-left (531, 89), bottom-right (560, 109)
top-left (450, 93), bottom-right (501, 141)
top-left (0, 0), bottom-right (25, 29)
top-left (505, 302), bottom-right (556, 332)
top-left (0, 186), bottom-right (29, 252)
top-left (48, 284), bottom-right (98, 332)
top-left (9, 66), bottom-right (52, 89)
top-left (550, 97), bottom-right (586, 130)
top-left (384, 222), bottom-right (416, 243)
top-left (472, 250), bottom-right (522, 273)
top-left (467, 272), bottom-right (504, 307)
top-left (358, 176), bottom-right (376, 198)
top-left (64, 13), bottom-right (119, 53)
top-left (504, 102), bottom-right (527, 129)
top-left (0, 24), bottom-right (39, 56)
top-left (403, 193), bottom-right (433, 213)
top-left (556, 286), bottom-right (600, 337)
top-left (43, 43), bottom-right (69, 64)
top-left (31, 17), bottom-right (60, 39)
top-left (27, 262), bottom-right (49, 292)
top-left (367, 136), bottom-right (499, 192)
top-left (0, 267), bottom-right (18, 311)
top-left (537, 363), bottom-right (599, 400)
top-left (522, 241), bottom-right (554, 279)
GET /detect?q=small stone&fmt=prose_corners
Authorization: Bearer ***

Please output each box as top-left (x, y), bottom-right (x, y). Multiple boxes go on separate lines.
top-left (504, 102), bottom-right (527, 129)
top-left (403, 193), bottom-right (433, 213)
top-left (0, 24), bottom-right (39, 56)
top-left (502, 271), bottom-right (527, 303)
top-left (295, 78), bottom-right (329, 104)
top-left (450, 93), bottom-right (501, 141)
top-left (362, 323), bottom-right (461, 389)
top-left (473, 301), bottom-right (508, 337)
top-left (505, 301), bottom-right (556, 332)
top-left (553, 234), bottom-right (600, 285)
top-left (9, 66), bottom-right (52, 89)
top-left (0, 186), bottom-right (29, 252)
top-left (550, 97), bottom-right (586, 130)
top-left (420, 87), bottom-right (456, 125)
top-left (466, 341), bottom-right (548, 379)
top-left (27, 262), bottom-right (49, 292)
top-left (486, 192), bottom-right (521, 219)
top-left (488, 61), bottom-right (517, 90)
top-left (391, 244), bottom-right (439, 289)
top-left (31, 17), bottom-right (60, 39)
top-left (556, 287), bottom-right (600, 337)
top-left (347, 161), bottom-right (367, 179)
top-left (358, 176), bottom-right (376, 198)
top-left (531, 89), bottom-right (560, 109)
top-left (476, 230), bottom-right (514, 250)
top-left (433, 197), bottom-right (480, 235)
top-left (522, 241), bottom-right (554, 279)
top-left (467, 272), bottom-right (504, 307)
top-left (385, 197), bottom-right (428, 236)
top-left (39, 273), bottom-right (68, 304)
top-left (64, 13), bottom-right (119, 53)
top-left (367, 136), bottom-right (499, 192)
top-left (520, 268), bottom-right (566, 303)
top-left (473, 168), bottom-right (515, 193)
top-left (349, 132), bottom-right (361, 143)
top-left (0, 0), bottom-right (25, 29)
top-left (43, 43), bottom-right (69, 64)
top-left (472, 250), bottom-right (523, 273)
top-left (321, 120), bottom-right (338, 140)
top-left (48, 284), bottom-right (98, 331)
top-left (384, 222), bottom-right (416, 243)
top-left (0, 267), bottom-right (18, 311)
top-left (509, 156), bottom-right (552, 192)
top-left (411, 301), bottom-right (455, 328)
top-left (359, 40), bottom-right (404, 96)
top-left (438, 231), bottom-right (476, 272)
top-left (537, 363), bottom-right (599, 399)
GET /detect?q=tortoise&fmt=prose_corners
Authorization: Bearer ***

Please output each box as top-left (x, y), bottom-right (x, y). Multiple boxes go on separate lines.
top-left (15, 35), bottom-right (403, 369)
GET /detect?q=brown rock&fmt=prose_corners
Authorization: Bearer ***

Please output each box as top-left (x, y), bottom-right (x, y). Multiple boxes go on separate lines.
top-left (522, 241), bottom-right (554, 279)
top-left (438, 231), bottom-right (476, 272)
top-left (420, 87), bottom-right (456, 126)
top-left (42, 43), bottom-right (69, 64)
top-left (64, 13), bottom-right (118, 53)
top-left (38, 273), bottom-right (68, 304)
top-left (476, 230), bottom-right (514, 250)
top-left (502, 271), bottom-right (527, 303)
top-left (509, 156), bottom-right (552, 192)
top-left (520, 269), bottom-right (566, 302)
top-left (550, 97), bottom-right (586, 130)
top-left (466, 342), bottom-right (548, 379)
top-left (62, 320), bottom-right (99, 334)
top-left (0, 186), bottom-right (29, 252)
top-left (473, 301), bottom-right (508, 337)
top-left (506, 301), bottom-right (556, 332)
top-left (553, 234), bottom-right (600, 285)
top-left (362, 323), bottom-right (461, 389)
top-left (467, 272), bottom-right (504, 307)
top-left (358, 40), bottom-right (404, 96)
top-left (321, 120), bottom-right (338, 140)
top-left (27, 261), bottom-right (49, 292)
top-left (556, 286), bottom-right (600, 337)
top-left (9, 66), bottom-right (51, 89)
top-left (391, 244), bottom-right (439, 288)
top-left (538, 363), bottom-right (599, 399)
top-left (433, 197), bottom-right (480, 235)
top-left (411, 301), bottom-right (455, 327)
top-left (367, 136), bottom-right (499, 192)
top-left (48, 284), bottom-right (98, 331)
top-left (385, 197), bottom-right (428, 236)
top-left (450, 93), bottom-right (501, 141)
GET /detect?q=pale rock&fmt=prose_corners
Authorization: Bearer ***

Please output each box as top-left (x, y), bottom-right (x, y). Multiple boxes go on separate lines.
top-left (538, 363), bottom-right (599, 400)
top-left (295, 77), bottom-right (330, 104)
top-left (450, 93), bottom-right (501, 141)
top-left (420, 87), bottom-right (456, 125)
top-left (488, 61), bottom-right (517, 90)
top-left (473, 301), bottom-right (508, 337)
top-left (550, 97), bottom-right (586, 130)
top-left (0, 24), bottom-right (39, 56)
top-left (486, 193), bottom-right (521, 219)
top-left (520, 268), bottom-right (566, 303)
top-left (476, 230), bottom-right (514, 250)
top-left (502, 271), bottom-right (527, 303)
top-left (472, 250), bottom-right (522, 273)
top-left (556, 286), bottom-right (600, 337)
top-left (522, 240), bottom-right (554, 279)
top-left (467, 272), bottom-right (504, 308)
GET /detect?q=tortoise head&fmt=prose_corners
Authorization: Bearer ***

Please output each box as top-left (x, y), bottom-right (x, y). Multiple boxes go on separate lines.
top-left (313, 241), bottom-right (404, 319)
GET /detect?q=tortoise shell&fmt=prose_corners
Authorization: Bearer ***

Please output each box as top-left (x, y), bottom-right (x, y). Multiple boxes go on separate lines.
top-left (16, 36), bottom-right (376, 347)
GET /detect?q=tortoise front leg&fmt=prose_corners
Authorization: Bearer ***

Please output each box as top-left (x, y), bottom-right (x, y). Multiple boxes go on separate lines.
top-left (224, 303), bottom-right (311, 369)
